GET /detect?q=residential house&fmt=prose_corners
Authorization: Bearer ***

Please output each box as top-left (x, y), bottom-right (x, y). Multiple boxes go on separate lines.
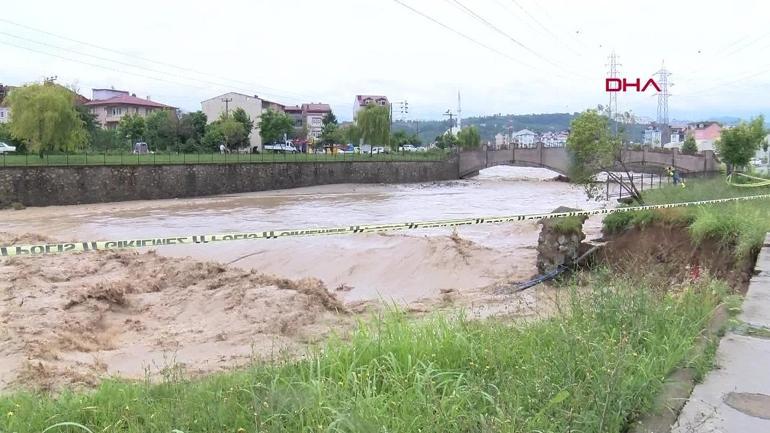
top-left (643, 126), bottom-right (662, 147)
top-left (201, 92), bottom-right (266, 151)
top-left (541, 131), bottom-right (569, 147)
top-left (663, 126), bottom-right (688, 149)
top-left (687, 122), bottom-right (722, 152)
top-left (353, 94), bottom-right (389, 118)
top-left (85, 88), bottom-right (174, 130)
top-left (284, 105), bottom-right (304, 129)
top-left (0, 84), bottom-right (13, 124)
top-left (494, 133), bottom-right (509, 149)
top-left (512, 129), bottom-right (536, 147)
top-left (302, 103), bottom-right (332, 140)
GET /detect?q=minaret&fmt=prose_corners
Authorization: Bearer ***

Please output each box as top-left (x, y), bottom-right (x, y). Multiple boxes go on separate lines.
top-left (457, 91), bottom-right (462, 130)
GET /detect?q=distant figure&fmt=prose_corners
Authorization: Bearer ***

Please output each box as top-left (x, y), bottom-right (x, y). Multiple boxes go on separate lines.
top-left (672, 169), bottom-right (682, 185)
top-left (219, 144), bottom-right (226, 154)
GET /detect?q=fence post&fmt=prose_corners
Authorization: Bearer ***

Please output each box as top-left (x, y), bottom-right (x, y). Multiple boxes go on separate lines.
top-left (640, 173), bottom-right (644, 191)
top-left (606, 177), bottom-right (610, 201)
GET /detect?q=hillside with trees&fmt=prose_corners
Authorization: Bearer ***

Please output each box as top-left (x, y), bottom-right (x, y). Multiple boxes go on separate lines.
top-left (392, 113), bottom-right (647, 145)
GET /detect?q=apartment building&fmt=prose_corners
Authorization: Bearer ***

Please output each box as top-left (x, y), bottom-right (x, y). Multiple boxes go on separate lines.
top-left (85, 88), bottom-right (175, 129)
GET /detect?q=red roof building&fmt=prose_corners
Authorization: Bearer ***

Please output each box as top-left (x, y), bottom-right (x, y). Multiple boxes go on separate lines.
top-left (85, 89), bottom-right (175, 128)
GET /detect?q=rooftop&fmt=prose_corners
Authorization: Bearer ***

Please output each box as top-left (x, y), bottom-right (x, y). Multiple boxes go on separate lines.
top-left (85, 94), bottom-right (173, 108)
top-left (302, 103), bottom-right (332, 113)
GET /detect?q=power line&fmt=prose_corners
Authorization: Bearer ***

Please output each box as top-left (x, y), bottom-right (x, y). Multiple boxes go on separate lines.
top-left (0, 17), bottom-right (312, 101)
top-left (508, 0), bottom-right (581, 57)
top-left (390, 0), bottom-right (537, 70)
top-left (0, 36), bottom-right (305, 104)
top-left (445, 0), bottom-right (587, 78)
top-left (0, 30), bottom-right (301, 101)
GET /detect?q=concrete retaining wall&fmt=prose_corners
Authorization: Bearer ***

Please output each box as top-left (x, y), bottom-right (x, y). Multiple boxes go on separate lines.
top-left (0, 159), bottom-right (459, 207)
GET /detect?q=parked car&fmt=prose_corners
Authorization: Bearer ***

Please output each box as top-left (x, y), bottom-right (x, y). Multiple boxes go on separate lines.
top-left (0, 142), bottom-right (17, 153)
top-left (263, 143), bottom-right (298, 153)
top-left (400, 144), bottom-right (417, 152)
top-left (750, 157), bottom-right (763, 167)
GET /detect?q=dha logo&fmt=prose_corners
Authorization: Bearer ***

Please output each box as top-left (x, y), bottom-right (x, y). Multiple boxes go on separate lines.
top-left (605, 78), bottom-right (661, 92)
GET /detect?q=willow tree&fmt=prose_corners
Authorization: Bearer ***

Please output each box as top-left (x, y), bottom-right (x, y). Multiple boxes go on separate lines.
top-left (6, 83), bottom-right (87, 156)
top-left (457, 126), bottom-right (481, 149)
top-left (567, 109), bottom-right (643, 204)
top-left (356, 104), bottom-right (390, 153)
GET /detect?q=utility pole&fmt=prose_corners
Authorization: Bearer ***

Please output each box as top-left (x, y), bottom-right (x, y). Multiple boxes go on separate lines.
top-left (654, 61), bottom-right (672, 127)
top-left (221, 97), bottom-right (233, 117)
top-left (443, 110), bottom-right (454, 134)
top-left (606, 50), bottom-right (621, 134)
top-left (456, 91), bottom-right (462, 130)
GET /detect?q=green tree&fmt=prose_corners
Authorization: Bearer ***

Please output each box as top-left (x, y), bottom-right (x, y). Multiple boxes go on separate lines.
top-left (259, 109), bottom-right (294, 145)
top-left (231, 108), bottom-right (254, 148)
top-left (717, 116), bottom-right (766, 171)
top-left (567, 109), bottom-right (643, 204)
top-left (322, 112), bottom-right (338, 127)
top-left (681, 134), bottom-right (698, 154)
top-left (456, 126), bottom-right (481, 149)
top-left (178, 111), bottom-right (208, 144)
top-left (391, 130), bottom-right (409, 150)
top-left (434, 132), bottom-right (457, 149)
top-left (356, 104), bottom-right (390, 152)
top-left (118, 114), bottom-right (146, 146)
top-left (219, 118), bottom-right (248, 150)
top-left (145, 110), bottom-right (178, 150)
top-left (6, 83), bottom-right (87, 156)
top-left (201, 124), bottom-right (225, 151)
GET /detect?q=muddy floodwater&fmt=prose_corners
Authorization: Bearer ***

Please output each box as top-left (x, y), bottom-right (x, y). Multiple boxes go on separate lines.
top-left (1, 166), bottom-right (617, 390)
top-left (2, 167), bottom-right (608, 304)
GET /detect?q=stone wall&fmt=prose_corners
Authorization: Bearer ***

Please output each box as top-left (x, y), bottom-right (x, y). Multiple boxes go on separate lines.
top-left (536, 208), bottom-right (588, 274)
top-left (0, 159), bottom-right (459, 207)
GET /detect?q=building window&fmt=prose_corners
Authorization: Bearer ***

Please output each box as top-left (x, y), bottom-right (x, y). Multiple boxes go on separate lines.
top-left (111, 107), bottom-right (123, 116)
top-left (135, 107), bottom-right (139, 114)
top-left (0, 111), bottom-right (4, 118)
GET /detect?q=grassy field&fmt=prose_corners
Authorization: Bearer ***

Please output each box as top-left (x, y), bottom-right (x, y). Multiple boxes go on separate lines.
top-left (604, 177), bottom-right (770, 258)
top-left (0, 273), bottom-right (726, 433)
top-left (0, 151), bottom-right (448, 167)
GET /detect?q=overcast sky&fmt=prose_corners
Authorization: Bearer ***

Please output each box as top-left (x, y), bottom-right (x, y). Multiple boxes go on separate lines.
top-left (3, 0), bottom-right (770, 122)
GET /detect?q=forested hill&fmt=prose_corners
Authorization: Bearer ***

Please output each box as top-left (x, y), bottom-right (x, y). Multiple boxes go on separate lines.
top-left (392, 113), bottom-right (577, 144)
top-left (393, 112), bottom-right (646, 144)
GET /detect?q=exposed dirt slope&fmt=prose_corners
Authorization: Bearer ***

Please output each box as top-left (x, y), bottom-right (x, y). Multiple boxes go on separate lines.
top-left (599, 224), bottom-right (756, 292)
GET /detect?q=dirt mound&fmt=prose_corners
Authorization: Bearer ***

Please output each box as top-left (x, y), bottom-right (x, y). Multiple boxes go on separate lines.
top-left (598, 224), bottom-right (756, 292)
top-left (0, 238), bottom-right (349, 392)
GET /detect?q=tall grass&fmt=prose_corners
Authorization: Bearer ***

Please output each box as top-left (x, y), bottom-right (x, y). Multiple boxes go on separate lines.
top-left (603, 178), bottom-right (770, 257)
top-left (1, 275), bottom-right (726, 433)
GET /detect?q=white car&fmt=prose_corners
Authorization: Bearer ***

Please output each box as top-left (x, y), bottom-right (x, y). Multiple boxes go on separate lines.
top-left (401, 144), bottom-right (417, 152)
top-left (750, 157), bottom-right (763, 167)
top-left (0, 142), bottom-right (16, 153)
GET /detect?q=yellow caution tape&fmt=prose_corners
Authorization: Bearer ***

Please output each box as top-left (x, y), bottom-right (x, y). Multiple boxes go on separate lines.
top-left (727, 172), bottom-right (770, 188)
top-left (2, 194), bottom-right (769, 257)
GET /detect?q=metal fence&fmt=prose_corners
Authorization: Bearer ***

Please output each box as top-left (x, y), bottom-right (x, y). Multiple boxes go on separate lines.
top-left (1, 150), bottom-right (450, 167)
top-left (604, 172), bottom-right (688, 200)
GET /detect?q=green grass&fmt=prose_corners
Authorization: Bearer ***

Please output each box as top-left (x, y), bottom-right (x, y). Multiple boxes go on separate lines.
top-left (0, 274), bottom-right (726, 433)
top-left (0, 151), bottom-right (448, 167)
top-left (550, 216), bottom-right (585, 235)
top-left (603, 178), bottom-right (770, 258)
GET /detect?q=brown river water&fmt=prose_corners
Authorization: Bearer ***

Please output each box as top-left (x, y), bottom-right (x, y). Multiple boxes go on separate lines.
top-left (0, 166), bottom-right (622, 389)
top-left (1, 166), bottom-right (609, 304)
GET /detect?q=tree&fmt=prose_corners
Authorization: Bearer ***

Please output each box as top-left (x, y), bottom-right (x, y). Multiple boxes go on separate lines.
top-left (681, 134), bottom-right (698, 154)
top-left (456, 126), bottom-right (481, 149)
top-left (259, 109), bottom-right (294, 145)
top-left (231, 108), bottom-right (254, 148)
top-left (145, 110), bottom-right (178, 150)
top-left (219, 117), bottom-right (248, 150)
top-left (6, 83), bottom-right (87, 156)
top-left (118, 114), bottom-right (146, 145)
top-left (434, 132), bottom-right (457, 149)
top-left (390, 130), bottom-right (409, 150)
top-left (340, 123), bottom-right (361, 146)
top-left (717, 116), bottom-right (766, 171)
top-left (322, 112), bottom-right (338, 127)
top-left (567, 109), bottom-right (643, 204)
top-left (356, 104), bottom-right (390, 152)
top-left (178, 111), bottom-right (208, 144)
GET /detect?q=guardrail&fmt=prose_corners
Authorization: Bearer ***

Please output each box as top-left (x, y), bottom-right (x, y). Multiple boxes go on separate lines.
top-left (0, 150), bottom-right (450, 167)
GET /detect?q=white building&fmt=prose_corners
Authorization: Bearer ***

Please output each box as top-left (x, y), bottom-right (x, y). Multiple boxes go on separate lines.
top-left (643, 127), bottom-right (662, 147)
top-left (494, 133), bottom-right (509, 149)
top-left (353, 94), bottom-right (389, 119)
top-left (201, 92), bottom-right (266, 151)
top-left (541, 131), bottom-right (568, 147)
top-left (0, 105), bottom-right (8, 124)
top-left (512, 129), bottom-right (536, 147)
